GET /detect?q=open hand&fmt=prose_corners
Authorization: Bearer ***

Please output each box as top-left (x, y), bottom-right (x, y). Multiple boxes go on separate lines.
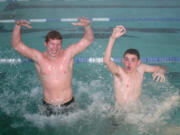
top-left (111, 25), bottom-right (126, 39)
top-left (152, 71), bottom-right (166, 82)
top-left (72, 16), bottom-right (91, 26)
top-left (15, 20), bottom-right (32, 29)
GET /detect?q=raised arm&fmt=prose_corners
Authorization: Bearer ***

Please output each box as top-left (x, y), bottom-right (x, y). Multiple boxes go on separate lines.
top-left (67, 17), bottom-right (94, 57)
top-left (103, 25), bottom-right (126, 75)
top-left (140, 64), bottom-right (167, 82)
top-left (11, 20), bottom-right (41, 63)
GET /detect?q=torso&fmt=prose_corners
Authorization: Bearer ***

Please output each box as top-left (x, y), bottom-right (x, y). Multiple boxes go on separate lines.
top-left (35, 50), bottom-right (73, 105)
top-left (114, 66), bottom-right (144, 105)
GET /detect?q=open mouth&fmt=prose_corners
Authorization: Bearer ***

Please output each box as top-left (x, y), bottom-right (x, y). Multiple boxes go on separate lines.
top-left (49, 51), bottom-right (57, 56)
top-left (127, 66), bottom-right (131, 71)
top-left (51, 50), bottom-right (57, 54)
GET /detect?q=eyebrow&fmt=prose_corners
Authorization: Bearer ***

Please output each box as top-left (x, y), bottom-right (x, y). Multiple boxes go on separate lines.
top-left (124, 57), bottom-right (135, 59)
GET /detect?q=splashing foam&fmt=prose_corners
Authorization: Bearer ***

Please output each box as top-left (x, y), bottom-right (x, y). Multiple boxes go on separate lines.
top-left (0, 75), bottom-right (179, 135)
top-left (108, 90), bottom-right (180, 134)
top-left (23, 79), bottom-right (111, 128)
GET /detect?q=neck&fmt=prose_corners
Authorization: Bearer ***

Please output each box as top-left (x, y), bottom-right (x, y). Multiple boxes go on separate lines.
top-left (126, 70), bottom-right (137, 76)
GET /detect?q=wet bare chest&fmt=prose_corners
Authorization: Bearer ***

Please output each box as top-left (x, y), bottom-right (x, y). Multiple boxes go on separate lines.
top-left (123, 74), bottom-right (143, 90)
top-left (38, 59), bottom-right (72, 77)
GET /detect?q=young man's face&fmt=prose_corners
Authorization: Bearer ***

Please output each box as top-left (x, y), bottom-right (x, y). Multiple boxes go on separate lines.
top-left (44, 39), bottom-right (62, 57)
top-left (122, 53), bottom-right (140, 73)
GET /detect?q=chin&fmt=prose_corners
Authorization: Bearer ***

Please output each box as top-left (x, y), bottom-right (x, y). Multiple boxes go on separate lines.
top-left (50, 53), bottom-right (57, 57)
top-left (127, 71), bottom-right (133, 73)
top-left (125, 69), bottom-right (133, 73)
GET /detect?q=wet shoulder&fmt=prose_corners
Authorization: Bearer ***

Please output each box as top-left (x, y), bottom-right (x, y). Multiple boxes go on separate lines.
top-left (137, 63), bottom-right (146, 74)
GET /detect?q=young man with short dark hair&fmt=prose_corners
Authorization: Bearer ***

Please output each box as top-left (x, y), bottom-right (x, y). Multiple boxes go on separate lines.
top-left (103, 25), bottom-right (166, 106)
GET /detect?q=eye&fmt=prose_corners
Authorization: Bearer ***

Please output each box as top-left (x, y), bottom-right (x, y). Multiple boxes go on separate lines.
top-left (124, 58), bottom-right (129, 61)
top-left (132, 58), bottom-right (137, 62)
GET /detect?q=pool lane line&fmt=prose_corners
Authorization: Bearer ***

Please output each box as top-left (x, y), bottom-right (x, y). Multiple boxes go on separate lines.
top-left (4, 4), bottom-right (180, 8)
top-left (1, 0), bottom-right (179, 2)
top-left (2, 1), bottom-right (180, 8)
top-left (1, 17), bottom-right (180, 23)
top-left (0, 57), bottom-right (180, 64)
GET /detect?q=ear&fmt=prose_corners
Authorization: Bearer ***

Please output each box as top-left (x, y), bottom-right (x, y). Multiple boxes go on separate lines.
top-left (44, 42), bottom-right (47, 47)
top-left (138, 60), bottom-right (141, 65)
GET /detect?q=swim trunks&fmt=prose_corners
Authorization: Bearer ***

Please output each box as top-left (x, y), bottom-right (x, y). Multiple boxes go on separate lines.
top-left (42, 97), bottom-right (75, 116)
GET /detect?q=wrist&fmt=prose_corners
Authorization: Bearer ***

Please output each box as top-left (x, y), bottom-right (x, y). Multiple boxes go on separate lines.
top-left (160, 66), bottom-right (166, 73)
top-left (15, 22), bottom-right (21, 27)
top-left (110, 36), bottom-right (116, 40)
top-left (84, 24), bottom-right (91, 28)
top-left (159, 68), bottom-right (165, 74)
top-left (15, 20), bottom-right (22, 26)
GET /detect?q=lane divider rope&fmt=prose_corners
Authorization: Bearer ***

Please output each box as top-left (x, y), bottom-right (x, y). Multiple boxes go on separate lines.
top-left (0, 57), bottom-right (180, 64)
top-left (1, 17), bottom-right (180, 24)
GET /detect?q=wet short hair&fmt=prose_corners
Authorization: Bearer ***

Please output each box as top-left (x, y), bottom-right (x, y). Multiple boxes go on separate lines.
top-left (45, 30), bottom-right (63, 42)
top-left (123, 48), bottom-right (140, 60)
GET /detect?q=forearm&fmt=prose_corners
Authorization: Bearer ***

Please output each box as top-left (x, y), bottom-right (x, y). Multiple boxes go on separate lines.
top-left (11, 24), bottom-right (22, 49)
top-left (83, 25), bottom-right (94, 44)
top-left (103, 36), bottom-right (116, 64)
top-left (152, 65), bottom-right (167, 74)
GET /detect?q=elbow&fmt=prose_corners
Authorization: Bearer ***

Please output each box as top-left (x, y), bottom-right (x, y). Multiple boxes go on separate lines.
top-left (11, 41), bottom-right (21, 51)
top-left (11, 42), bottom-right (18, 50)
top-left (11, 41), bottom-right (17, 49)
top-left (103, 57), bottom-right (109, 65)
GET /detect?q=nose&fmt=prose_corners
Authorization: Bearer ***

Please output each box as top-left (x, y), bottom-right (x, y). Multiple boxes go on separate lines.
top-left (127, 61), bottom-right (131, 66)
top-left (52, 44), bottom-right (58, 50)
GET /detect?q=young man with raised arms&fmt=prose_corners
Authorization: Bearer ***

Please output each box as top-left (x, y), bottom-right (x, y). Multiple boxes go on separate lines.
top-left (11, 17), bottom-right (94, 116)
top-left (103, 26), bottom-right (166, 106)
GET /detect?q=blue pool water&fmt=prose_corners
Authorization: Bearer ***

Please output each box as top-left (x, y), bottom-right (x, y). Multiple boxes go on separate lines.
top-left (0, 0), bottom-right (180, 135)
